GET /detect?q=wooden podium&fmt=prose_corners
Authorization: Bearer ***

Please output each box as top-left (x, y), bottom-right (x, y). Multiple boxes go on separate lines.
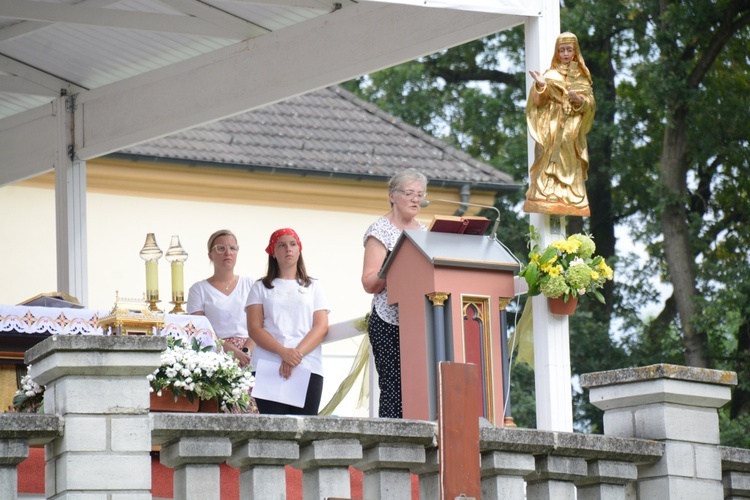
top-left (380, 230), bottom-right (520, 425)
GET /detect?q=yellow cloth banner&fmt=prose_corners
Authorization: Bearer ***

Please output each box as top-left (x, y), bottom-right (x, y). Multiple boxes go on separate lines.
top-left (319, 334), bottom-right (371, 415)
top-left (510, 299), bottom-right (535, 368)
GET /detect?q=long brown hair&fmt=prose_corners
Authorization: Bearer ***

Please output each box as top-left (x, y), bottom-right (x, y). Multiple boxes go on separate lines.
top-left (261, 253), bottom-right (312, 289)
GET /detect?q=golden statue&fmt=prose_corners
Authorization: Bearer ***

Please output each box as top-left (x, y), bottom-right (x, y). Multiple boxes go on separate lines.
top-left (524, 32), bottom-right (595, 217)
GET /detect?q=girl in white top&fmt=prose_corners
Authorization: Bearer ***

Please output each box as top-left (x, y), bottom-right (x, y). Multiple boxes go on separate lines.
top-left (186, 229), bottom-right (255, 367)
top-left (246, 228), bottom-right (329, 415)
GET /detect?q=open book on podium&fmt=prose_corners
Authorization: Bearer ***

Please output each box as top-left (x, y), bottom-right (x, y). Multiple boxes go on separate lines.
top-left (427, 214), bottom-right (491, 236)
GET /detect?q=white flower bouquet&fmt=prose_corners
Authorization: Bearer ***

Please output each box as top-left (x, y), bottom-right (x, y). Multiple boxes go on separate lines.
top-left (148, 336), bottom-right (254, 412)
top-left (11, 371), bottom-right (44, 413)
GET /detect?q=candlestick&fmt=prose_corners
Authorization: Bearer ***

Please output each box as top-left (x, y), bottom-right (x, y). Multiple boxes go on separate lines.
top-left (165, 235), bottom-right (189, 314)
top-left (139, 233), bottom-right (163, 312)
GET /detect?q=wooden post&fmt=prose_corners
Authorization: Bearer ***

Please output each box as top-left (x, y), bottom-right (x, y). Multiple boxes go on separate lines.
top-left (438, 361), bottom-right (480, 500)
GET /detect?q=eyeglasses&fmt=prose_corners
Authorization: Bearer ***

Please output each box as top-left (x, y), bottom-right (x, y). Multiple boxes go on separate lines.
top-left (212, 245), bottom-right (239, 253)
top-left (393, 189), bottom-right (427, 200)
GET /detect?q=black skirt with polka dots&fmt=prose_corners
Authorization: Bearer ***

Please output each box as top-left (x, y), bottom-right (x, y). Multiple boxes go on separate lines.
top-left (368, 307), bottom-right (402, 418)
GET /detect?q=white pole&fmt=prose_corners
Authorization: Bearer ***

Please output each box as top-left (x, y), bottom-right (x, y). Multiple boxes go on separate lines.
top-left (524, 1), bottom-right (574, 432)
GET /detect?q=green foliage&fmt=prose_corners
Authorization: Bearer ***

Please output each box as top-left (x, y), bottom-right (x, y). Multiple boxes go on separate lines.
top-left (343, 0), bottom-right (750, 441)
top-left (508, 361), bottom-right (536, 429)
top-left (720, 408), bottom-right (750, 449)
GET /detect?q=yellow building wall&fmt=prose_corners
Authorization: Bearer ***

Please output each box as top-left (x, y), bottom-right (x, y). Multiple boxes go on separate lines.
top-left (1, 159), bottom-right (501, 416)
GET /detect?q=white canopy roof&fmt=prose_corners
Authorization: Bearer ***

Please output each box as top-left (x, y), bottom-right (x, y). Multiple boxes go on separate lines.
top-left (0, 0), bottom-right (557, 186)
top-left (0, 0), bottom-right (560, 304)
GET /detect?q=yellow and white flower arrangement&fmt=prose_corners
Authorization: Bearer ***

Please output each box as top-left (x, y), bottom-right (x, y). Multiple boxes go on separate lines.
top-left (519, 226), bottom-right (614, 303)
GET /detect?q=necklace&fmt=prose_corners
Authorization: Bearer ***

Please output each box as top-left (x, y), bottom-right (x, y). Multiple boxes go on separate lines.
top-left (213, 275), bottom-right (236, 291)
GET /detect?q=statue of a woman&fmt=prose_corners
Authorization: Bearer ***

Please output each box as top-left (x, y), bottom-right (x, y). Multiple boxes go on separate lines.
top-left (525, 32), bottom-right (595, 216)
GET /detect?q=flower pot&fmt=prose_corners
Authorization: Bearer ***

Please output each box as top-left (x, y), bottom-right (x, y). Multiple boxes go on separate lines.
top-left (150, 390), bottom-right (199, 412)
top-left (198, 398), bottom-right (220, 413)
top-left (547, 296), bottom-right (578, 315)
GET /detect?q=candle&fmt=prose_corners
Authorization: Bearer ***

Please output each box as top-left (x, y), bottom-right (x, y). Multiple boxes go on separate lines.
top-left (165, 235), bottom-right (189, 309)
top-left (146, 260), bottom-right (158, 296)
top-left (171, 261), bottom-right (184, 301)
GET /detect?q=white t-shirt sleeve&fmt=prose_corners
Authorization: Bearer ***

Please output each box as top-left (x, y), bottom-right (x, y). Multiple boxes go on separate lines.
top-left (246, 280), bottom-right (263, 308)
top-left (186, 281), bottom-right (205, 314)
top-left (312, 280), bottom-right (330, 313)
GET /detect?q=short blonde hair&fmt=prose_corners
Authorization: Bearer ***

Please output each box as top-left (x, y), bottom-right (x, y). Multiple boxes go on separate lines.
top-left (388, 168), bottom-right (428, 194)
top-left (207, 229), bottom-right (237, 252)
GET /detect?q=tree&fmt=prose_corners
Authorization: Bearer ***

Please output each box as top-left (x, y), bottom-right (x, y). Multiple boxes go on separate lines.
top-left (343, 0), bottom-right (750, 437)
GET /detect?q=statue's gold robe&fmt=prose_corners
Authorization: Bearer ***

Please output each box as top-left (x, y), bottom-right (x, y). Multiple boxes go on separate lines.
top-left (525, 62), bottom-right (595, 215)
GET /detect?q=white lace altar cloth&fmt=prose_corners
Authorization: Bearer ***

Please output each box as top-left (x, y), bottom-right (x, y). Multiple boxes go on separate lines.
top-left (0, 305), bottom-right (218, 348)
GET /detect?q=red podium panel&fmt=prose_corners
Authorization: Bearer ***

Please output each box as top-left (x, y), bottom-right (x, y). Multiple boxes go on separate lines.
top-left (380, 230), bottom-right (519, 425)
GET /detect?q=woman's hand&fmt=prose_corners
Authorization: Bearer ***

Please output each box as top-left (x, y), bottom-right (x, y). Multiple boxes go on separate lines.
top-left (236, 350), bottom-right (251, 368)
top-left (280, 346), bottom-right (303, 367)
top-left (224, 343), bottom-right (251, 367)
top-left (279, 361), bottom-right (295, 380)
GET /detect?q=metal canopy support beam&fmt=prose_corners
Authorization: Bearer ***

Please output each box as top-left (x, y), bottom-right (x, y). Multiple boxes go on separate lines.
top-left (54, 95), bottom-right (88, 307)
top-left (0, 3), bottom-right (521, 186)
top-left (524, 2), bottom-right (574, 432)
top-left (357, 0), bottom-right (544, 16)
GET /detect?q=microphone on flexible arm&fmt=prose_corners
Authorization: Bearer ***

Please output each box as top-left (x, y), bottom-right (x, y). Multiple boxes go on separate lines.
top-left (420, 198), bottom-right (501, 241)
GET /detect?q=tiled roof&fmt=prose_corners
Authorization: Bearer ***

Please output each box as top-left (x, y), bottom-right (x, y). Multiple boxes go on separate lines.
top-left (117, 86), bottom-right (518, 191)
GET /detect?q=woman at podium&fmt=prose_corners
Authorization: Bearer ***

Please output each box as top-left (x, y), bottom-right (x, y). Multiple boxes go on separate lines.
top-left (361, 168), bottom-right (428, 418)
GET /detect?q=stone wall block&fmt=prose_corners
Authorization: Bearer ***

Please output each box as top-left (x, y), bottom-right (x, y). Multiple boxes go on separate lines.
top-left (109, 494), bottom-right (153, 500)
top-left (45, 452), bottom-right (56, 498)
top-left (633, 404), bottom-right (719, 443)
top-left (723, 470), bottom-right (750, 498)
top-left (111, 416), bottom-right (151, 453)
top-left (56, 454), bottom-right (152, 490)
top-left (228, 438), bottom-right (299, 467)
top-left (293, 438), bottom-right (362, 468)
top-left (575, 459), bottom-right (638, 500)
top-left (638, 441), bottom-right (695, 478)
top-left (160, 437), bottom-right (232, 468)
top-left (528, 455), bottom-right (588, 480)
top-left (526, 479), bottom-right (579, 500)
top-left (302, 466), bottom-right (352, 500)
top-left (481, 450), bottom-right (536, 475)
top-left (356, 443), bottom-right (426, 499)
top-left (26, 335), bottom-right (166, 386)
top-left (173, 465), bottom-right (221, 500)
top-left (295, 439), bottom-right (362, 500)
top-left (637, 441), bottom-right (721, 483)
top-left (229, 439), bottom-right (299, 500)
top-left (362, 468), bottom-right (415, 499)
top-left (525, 455), bottom-right (587, 500)
top-left (577, 482), bottom-right (629, 500)
top-left (694, 444), bottom-right (722, 480)
top-left (481, 450), bottom-right (535, 499)
top-left (0, 439), bottom-right (28, 500)
top-left (0, 439), bottom-right (29, 465)
top-left (53, 377), bottom-right (150, 415)
top-left (637, 476), bottom-right (724, 499)
top-left (237, 465), bottom-right (288, 500)
top-left (356, 442), bottom-right (426, 471)
top-left (582, 366), bottom-right (735, 413)
top-left (578, 459), bottom-right (637, 485)
top-left (52, 416), bottom-right (107, 455)
top-left (415, 447), bottom-right (439, 500)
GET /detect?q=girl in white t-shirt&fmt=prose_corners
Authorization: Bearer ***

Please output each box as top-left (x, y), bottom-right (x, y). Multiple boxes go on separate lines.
top-left (246, 228), bottom-right (329, 415)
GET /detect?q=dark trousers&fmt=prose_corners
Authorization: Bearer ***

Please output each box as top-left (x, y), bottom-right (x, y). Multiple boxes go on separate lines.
top-left (368, 308), bottom-right (402, 418)
top-left (255, 373), bottom-right (324, 416)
